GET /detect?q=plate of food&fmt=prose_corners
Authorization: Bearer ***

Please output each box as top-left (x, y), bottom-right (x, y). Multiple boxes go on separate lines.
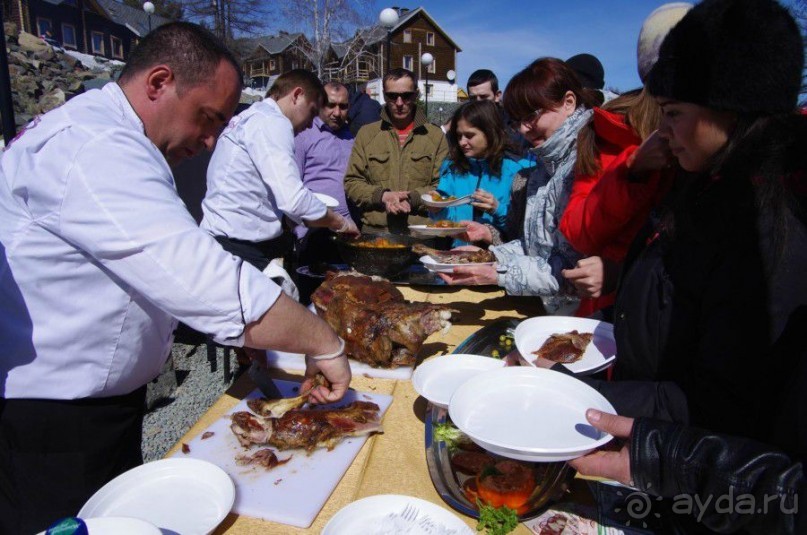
top-left (513, 316), bottom-right (616, 375)
top-left (412, 354), bottom-right (505, 408)
top-left (449, 367), bottom-right (616, 462)
top-left (414, 244), bottom-right (496, 273)
top-left (313, 192), bottom-right (339, 208)
top-left (421, 192), bottom-right (473, 208)
top-left (323, 494), bottom-right (473, 534)
top-left (409, 220), bottom-right (467, 237)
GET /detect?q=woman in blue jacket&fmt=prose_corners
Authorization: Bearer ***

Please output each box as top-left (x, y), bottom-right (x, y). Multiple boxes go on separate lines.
top-left (430, 100), bottom-right (531, 245)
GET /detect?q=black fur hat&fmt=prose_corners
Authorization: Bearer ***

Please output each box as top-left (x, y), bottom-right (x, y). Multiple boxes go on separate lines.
top-left (646, 0), bottom-right (804, 114)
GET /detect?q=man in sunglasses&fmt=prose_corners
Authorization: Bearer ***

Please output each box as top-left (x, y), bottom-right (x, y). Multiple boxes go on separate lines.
top-left (293, 81), bottom-right (358, 269)
top-left (344, 68), bottom-right (448, 234)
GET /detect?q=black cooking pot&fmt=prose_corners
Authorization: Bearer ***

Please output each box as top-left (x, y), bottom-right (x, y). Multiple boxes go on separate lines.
top-left (333, 234), bottom-right (417, 278)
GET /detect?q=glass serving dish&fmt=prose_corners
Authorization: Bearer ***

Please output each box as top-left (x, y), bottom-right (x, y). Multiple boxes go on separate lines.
top-left (423, 318), bottom-right (571, 520)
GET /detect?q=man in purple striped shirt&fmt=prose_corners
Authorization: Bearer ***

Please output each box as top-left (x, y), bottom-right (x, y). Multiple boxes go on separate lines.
top-left (294, 81), bottom-right (356, 264)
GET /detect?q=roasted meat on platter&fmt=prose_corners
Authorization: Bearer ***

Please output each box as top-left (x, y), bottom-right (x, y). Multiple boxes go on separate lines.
top-left (230, 400), bottom-right (382, 452)
top-left (247, 375), bottom-right (327, 418)
top-left (412, 244), bottom-right (495, 264)
top-left (531, 330), bottom-right (593, 364)
top-left (235, 448), bottom-right (293, 470)
top-left (311, 273), bottom-right (455, 368)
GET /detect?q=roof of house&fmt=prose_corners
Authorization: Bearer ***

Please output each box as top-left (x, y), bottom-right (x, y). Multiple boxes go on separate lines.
top-left (94, 0), bottom-right (172, 37)
top-left (365, 7), bottom-right (461, 51)
top-left (248, 32), bottom-right (307, 55)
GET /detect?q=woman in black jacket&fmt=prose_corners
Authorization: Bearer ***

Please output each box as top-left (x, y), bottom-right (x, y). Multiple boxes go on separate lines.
top-left (559, 0), bottom-right (807, 532)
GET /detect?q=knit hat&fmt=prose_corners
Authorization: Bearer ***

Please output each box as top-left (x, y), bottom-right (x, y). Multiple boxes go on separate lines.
top-left (566, 54), bottom-right (605, 90)
top-left (646, 0), bottom-right (804, 114)
top-left (637, 3), bottom-right (693, 82)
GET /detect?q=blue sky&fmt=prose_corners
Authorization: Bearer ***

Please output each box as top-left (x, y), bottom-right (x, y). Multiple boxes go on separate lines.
top-left (371, 0), bottom-right (802, 93)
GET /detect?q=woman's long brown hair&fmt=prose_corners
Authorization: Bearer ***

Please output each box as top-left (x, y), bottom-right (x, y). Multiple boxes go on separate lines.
top-left (447, 100), bottom-right (509, 175)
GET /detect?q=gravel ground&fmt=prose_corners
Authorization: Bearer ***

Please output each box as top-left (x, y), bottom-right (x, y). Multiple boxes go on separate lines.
top-left (141, 342), bottom-right (243, 462)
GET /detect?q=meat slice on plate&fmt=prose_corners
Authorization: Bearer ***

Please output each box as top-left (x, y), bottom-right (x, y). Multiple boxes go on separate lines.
top-left (235, 448), bottom-right (293, 469)
top-left (311, 272), bottom-right (455, 368)
top-left (412, 244), bottom-right (495, 264)
top-left (230, 401), bottom-right (383, 453)
top-left (532, 330), bottom-right (593, 364)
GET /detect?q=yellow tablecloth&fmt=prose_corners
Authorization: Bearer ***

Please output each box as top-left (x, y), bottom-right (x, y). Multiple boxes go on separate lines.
top-left (167, 285), bottom-right (547, 534)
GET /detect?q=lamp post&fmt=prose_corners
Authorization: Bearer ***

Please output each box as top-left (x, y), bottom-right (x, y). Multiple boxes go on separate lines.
top-left (143, 1), bottom-right (155, 34)
top-left (379, 8), bottom-right (399, 78)
top-left (421, 52), bottom-right (434, 119)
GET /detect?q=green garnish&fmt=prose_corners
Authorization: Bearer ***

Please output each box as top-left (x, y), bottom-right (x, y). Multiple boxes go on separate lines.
top-left (476, 501), bottom-right (519, 535)
top-left (433, 422), bottom-right (472, 450)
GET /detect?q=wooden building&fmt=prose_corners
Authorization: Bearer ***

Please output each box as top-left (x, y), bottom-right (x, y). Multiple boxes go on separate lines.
top-left (240, 32), bottom-right (315, 88)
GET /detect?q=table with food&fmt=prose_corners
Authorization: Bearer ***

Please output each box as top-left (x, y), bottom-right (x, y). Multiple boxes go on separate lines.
top-left (75, 236), bottom-right (621, 535)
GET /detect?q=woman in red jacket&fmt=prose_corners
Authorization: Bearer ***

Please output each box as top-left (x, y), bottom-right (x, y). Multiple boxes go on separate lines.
top-left (560, 88), bottom-right (672, 316)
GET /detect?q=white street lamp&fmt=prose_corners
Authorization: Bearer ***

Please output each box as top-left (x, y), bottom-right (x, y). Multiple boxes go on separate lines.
top-left (143, 1), bottom-right (155, 34)
top-left (379, 8), bottom-right (399, 77)
top-left (421, 52), bottom-right (434, 118)
top-left (446, 69), bottom-right (456, 83)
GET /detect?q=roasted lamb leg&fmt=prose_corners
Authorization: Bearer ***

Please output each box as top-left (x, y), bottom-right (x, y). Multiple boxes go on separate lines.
top-left (230, 401), bottom-right (383, 452)
top-left (247, 374), bottom-right (328, 418)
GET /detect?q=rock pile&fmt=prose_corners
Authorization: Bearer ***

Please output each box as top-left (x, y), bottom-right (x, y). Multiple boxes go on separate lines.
top-left (2, 23), bottom-right (123, 128)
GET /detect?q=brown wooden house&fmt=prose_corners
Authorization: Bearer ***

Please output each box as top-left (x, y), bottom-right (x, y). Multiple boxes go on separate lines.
top-left (240, 32), bottom-right (315, 88)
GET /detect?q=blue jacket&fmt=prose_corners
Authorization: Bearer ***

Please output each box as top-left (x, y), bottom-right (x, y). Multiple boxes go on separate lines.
top-left (433, 156), bottom-right (530, 244)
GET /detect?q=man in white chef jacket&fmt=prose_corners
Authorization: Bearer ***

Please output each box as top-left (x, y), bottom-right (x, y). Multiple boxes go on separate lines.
top-left (200, 69), bottom-right (359, 271)
top-left (0, 23), bottom-right (351, 534)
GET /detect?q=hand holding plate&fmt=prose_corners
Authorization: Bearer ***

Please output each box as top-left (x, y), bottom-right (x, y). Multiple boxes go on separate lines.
top-left (568, 410), bottom-right (634, 486)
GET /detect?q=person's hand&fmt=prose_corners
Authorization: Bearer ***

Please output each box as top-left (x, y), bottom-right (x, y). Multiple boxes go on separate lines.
top-left (471, 189), bottom-right (498, 214)
top-left (303, 354), bottom-right (351, 404)
top-left (629, 130), bottom-right (674, 177)
top-left (562, 256), bottom-right (620, 298)
top-left (568, 410), bottom-right (634, 487)
top-left (458, 220), bottom-right (493, 244)
top-left (333, 216), bottom-right (360, 237)
top-left (439, 263), bottom-right (498, 285)
top-left (382, 191), bottom-right (411, 214)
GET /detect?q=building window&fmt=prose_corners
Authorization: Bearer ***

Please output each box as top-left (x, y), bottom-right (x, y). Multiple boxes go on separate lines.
top-left (91, 31), bottom-right (105, 55)
top-left (111, 36), bottom-right (124, 59)
top-left (36, 18), bottom-right (52, 39)
top-left (269, 59), bottom-right (276, 70)
top-left (61, 23), bottom-right (77, 48)
top-left (403, 55), bottom-right (413, 70)
top-left (292, 60), bottom-right (299, 69)
top-left (426, 32), bottom-right (435, 46)
top-left (403, 29), bottom-right (412, 43)
top-left (427, 58), bottom-right (436, 74)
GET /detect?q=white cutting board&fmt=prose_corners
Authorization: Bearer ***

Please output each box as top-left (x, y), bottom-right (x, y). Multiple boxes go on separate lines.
top-left (171, 381), bottom-right (393, 528)
top-left (265, 350), bottom-right (414, 380)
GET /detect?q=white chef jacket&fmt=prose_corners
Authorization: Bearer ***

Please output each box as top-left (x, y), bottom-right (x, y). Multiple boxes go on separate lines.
top-left (0, 83), bottom-right (282, 400)
top-left (200, 98), bottom-right (327, 242)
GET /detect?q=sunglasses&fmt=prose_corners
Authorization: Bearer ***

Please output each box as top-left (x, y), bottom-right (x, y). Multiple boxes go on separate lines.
top-left (508, 108), bottom-right (545, 130)
top-left (384, 91), bottom-right (417, 102)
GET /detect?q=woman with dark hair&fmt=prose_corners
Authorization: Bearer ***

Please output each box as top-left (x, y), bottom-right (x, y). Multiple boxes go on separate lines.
top-left (428, 100), bottom-right (530, 245)
top-left (550, 0), bottom-right (806, 531)
top-left (441, 58), bottom-right (600, 296)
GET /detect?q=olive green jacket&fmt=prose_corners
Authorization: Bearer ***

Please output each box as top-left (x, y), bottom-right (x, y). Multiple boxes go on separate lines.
top-left (344, 107), bottom-right (448, 232)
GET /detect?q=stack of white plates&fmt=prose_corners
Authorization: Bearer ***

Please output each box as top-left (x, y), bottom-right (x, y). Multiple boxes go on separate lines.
top-left (448, 366), bottom-right (615, 462)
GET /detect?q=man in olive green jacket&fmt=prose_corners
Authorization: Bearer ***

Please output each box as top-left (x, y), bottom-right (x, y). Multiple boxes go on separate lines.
top-left (344, 68), bottom-right (448, 234)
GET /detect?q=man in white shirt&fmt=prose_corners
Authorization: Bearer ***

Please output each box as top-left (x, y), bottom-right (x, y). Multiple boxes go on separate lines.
top-left (0, 23), bottom-right (350, 534)
top-left (200, 70), bottom-right (358, 272)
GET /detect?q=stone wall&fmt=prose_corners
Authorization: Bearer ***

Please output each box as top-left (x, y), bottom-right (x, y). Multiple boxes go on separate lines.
top-left (2, 23), bottom-right (122, 128)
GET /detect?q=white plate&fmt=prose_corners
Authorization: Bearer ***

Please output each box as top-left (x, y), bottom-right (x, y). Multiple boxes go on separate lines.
top-left (448, 367), bottom-right (615, 462)
top-left (322, 494), bottom-right (473, 535)
top-left (78, 458), bottom-right (234, 535)
top-left (412, 354), bottom-right (505, 408)
top-left (37, 517), bottom-right (162, 535)
top-left (514, 316), bottom-right (616, 375)
top-left (314, 192), bottom-right (339, 207)
top-left (419, 255), bottom-right (495, 273)
top-left (420, 193), bottom-right (473, 208)
top-left (409, 224), bottom-right (466, 237)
